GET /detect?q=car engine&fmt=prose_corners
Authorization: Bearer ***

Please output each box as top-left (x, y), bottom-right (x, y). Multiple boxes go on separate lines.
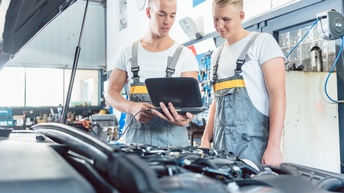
top-left (1, 123), bottom-right (344, 193)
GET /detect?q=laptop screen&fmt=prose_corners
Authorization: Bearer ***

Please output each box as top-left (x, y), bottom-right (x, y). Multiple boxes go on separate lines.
top-left (145, 77), bottom-right (203, 108)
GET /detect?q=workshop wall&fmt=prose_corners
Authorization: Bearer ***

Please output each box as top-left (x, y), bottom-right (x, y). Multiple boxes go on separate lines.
top-left (106, 0), bottom-right (299, 70)
top-left (284, 71), bottom-right (339, 172)
top-left (106, 0), bottom-right (213, 70)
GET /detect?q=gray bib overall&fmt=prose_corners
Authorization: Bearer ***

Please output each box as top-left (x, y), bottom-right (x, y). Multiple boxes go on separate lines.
top-left (212, 33), bottom-right (269, 163)
top-left (120, 41), bottom-right (190, 147)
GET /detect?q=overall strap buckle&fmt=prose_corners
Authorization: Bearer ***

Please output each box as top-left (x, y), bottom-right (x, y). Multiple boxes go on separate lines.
top-left (131, 66), bottom-right (140, 82)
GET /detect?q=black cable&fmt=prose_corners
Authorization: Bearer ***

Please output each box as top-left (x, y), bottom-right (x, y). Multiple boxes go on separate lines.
top-left (114, 110), bottom-right (145, 141)
top-left (90, 123), bottom-right (101, 136)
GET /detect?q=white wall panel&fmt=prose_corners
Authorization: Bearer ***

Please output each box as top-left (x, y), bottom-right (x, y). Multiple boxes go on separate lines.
top-left (106, 0), bottom-right (148, 71)
top-left (284, 71), bottom-right (340, 172)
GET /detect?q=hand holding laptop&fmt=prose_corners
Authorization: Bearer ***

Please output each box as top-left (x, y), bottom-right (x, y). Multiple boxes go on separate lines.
top-left (144, 77), bottom-right (207, 126)
top-left (129, 102), bottom-right (155, 124)
top-left (151, 102), bottom-right (194, 127)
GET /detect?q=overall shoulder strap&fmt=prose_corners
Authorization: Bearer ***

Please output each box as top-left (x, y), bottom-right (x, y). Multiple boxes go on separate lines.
top-left (212, 43), bottom-right (225, 83)
top-left (235, 32), bottom-right (261, 75)
top-left (166, 44), bottom-right (185, 77)
top-left (131, 40), bottom-right (140, 82)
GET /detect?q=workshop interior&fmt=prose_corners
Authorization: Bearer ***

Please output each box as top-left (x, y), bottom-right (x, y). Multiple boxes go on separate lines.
top-left (1, 0), bottom-right (344, 192)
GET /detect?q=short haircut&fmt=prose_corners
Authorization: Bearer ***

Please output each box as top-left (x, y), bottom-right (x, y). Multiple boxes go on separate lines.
top-left (148, 0), bottom-right (177, 7)
top-left (212, 0), bottom-right (243, 10)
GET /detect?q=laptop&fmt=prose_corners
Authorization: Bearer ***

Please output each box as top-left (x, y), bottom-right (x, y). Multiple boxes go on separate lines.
top-left (145, 77), bottom-right (207, 115)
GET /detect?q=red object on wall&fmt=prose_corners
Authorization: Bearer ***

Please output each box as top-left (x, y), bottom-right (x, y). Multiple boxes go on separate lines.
top-left (187, 45), bottom-right (197, 55)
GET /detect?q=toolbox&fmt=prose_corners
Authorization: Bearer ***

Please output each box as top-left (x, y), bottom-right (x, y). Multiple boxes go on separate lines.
top-left (0, 108), bottom-right (13, 126)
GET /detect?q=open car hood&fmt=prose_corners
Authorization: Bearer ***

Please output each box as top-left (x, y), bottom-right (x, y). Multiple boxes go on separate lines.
top-left (0, 0), bottom-right (77, 70)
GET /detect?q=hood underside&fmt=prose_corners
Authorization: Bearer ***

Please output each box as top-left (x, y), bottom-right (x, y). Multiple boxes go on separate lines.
top-left (0, 0), bottom-right (77, 70)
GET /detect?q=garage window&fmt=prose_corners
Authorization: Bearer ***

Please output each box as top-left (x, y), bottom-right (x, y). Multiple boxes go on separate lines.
top-left (0, 67), bottom-right (99, 107)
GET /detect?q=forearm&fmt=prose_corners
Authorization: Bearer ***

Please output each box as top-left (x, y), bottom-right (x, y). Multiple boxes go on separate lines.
top-left (201, 101), bottom-right (216, 142)
top-left (181, 71), bottom-right (198, 80)
top-left (105, 69), bottom-right (137, 115)
top-left (202, 123), bottom-right (214, 142)
top-left (261, 57), bottom-right (286, 148)
top-left (267, 92), bottom-right (286, 148)
top-left (105, 91), bottom-right (134, 114)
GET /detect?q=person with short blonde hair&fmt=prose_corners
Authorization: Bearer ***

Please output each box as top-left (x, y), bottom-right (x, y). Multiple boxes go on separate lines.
top-left (106, 0), bottom-right (199, 147)
top-left (201, 0), bottom-right (286, 166)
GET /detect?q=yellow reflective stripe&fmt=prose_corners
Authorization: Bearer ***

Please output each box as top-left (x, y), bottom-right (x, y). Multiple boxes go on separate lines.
top-left (130, 85), bottom-right (148, 94)
top-left (213, 79), bottom-right (245, 92)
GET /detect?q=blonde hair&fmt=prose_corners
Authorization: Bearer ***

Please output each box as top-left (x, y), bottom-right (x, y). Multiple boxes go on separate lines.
top-left (212, 0), bottom-right (243, 9)
top-left (147, 0), bottom-right (155, 6)
top-left (148, 0), bottom-right (177, 7)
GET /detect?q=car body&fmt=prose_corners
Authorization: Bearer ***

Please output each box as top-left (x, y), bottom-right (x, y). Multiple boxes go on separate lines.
top-left (2, 122), bottom-right (344, 193)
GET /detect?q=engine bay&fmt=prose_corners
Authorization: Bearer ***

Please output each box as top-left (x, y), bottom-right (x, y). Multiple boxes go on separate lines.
top-left (1, 123), bottom-right (344, 193)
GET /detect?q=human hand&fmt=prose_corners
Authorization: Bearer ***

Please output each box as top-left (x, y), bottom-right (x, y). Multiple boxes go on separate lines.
top-left (130, 102), bottom-right (155, 124)
top-left (261, 145), bottom-right (282, 166)
top-left (80, 119), bottom-right (91, 130)
top-left (151, 102), bottom-right (193, 126)
top-left (200, 140), bottom-right (211, 148)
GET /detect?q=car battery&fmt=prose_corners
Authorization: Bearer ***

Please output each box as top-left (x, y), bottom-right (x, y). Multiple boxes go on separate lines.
top-left (90, 114), bottom-right (118, 142)
top-left (0, 108), bottom-right (13, 126)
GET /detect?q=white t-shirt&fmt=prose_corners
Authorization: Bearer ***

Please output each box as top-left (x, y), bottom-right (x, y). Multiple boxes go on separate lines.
top-left (114, 40), bottom-right (199, 86)
top-left (210, 32), bottom-right (285, 116)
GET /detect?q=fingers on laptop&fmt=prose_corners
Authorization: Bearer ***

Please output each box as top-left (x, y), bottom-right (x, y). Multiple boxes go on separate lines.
top-left (166, 102), bottom-right (191, 126)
